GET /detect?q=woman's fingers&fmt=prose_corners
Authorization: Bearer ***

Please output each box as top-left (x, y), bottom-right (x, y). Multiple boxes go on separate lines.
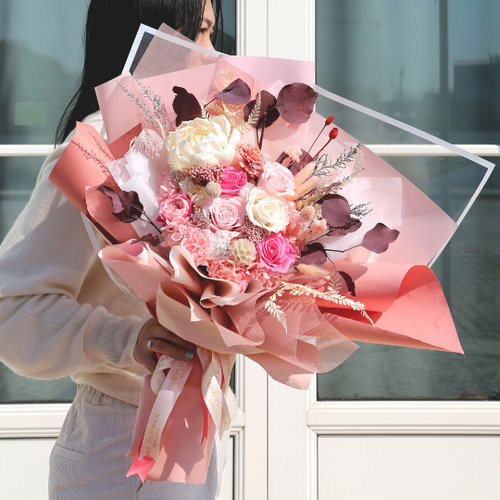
top-left (134, 318), bottom-right (196, 372)
top-left (147, 338), bottom-right (195, 360)
top-left (145, 321), bottom-right (196, 351)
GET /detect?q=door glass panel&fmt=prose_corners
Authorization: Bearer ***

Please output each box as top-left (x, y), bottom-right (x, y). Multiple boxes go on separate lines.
top-left (316, 0), bottom-right (500, 400)
top-left (0, 0), bottom-right (236, 404)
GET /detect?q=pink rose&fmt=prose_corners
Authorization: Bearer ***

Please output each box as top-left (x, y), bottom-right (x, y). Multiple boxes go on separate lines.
top-left (203, 195), bottom-right (246, 232)
top-left (158, 193), bottom-right (192, 224)
top-left (181, 227), bottom-right (211, 266)
top-left (258, 162), bottom-right (295, 197)
top-left (220, 166), bottom-right (247, 196)
top-left (257, 233), bottom-right (297, 274)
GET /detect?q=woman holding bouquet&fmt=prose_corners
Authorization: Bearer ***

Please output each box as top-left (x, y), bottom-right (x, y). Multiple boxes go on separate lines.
top-left (0, 0), bottom-right (228, 498)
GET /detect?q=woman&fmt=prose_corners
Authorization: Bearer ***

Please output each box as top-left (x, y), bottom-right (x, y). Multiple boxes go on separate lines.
top-left (0, 0), bottom-right (228, 498)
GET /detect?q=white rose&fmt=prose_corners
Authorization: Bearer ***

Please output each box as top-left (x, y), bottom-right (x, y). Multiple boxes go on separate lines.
top-left (246, 188), bottom-right (289, 233)
top-left (167, 116), bottom-right (241, 171)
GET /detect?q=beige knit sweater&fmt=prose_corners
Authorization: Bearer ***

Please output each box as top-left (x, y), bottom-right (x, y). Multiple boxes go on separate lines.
top-left (0, 113), bottom-right (149, 406)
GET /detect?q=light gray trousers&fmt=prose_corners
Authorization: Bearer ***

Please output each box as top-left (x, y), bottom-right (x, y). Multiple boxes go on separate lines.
top-left (49, 384), bottom-right (225, 499)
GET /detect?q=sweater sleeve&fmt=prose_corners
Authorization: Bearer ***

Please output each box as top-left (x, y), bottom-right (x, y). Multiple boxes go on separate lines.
top-left (0, 138), bottom-right (148, 380)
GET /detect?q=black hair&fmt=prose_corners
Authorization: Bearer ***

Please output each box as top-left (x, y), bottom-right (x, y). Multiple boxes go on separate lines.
top-left (55, 0), bottom-right (221, 145)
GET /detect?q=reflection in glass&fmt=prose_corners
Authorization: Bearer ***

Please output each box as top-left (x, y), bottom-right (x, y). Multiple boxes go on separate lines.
top-left (316, 0), bottom-right (500, 144)
top-left (0, 0), bottom-right (238, 404)
top-left (0, 0), bottom-right (87, 144)
top-left (316, 0), bottom-right (499, 401)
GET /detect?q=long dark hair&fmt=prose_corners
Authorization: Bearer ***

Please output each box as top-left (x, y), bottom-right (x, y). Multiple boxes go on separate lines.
top-left (55, 0), bottom-right (221, 145)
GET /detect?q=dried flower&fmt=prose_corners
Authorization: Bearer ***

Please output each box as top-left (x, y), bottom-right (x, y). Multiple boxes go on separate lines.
top-left (180, 176), bottom-right (206, 207)
top-left (285, 144), bottom-right (303, 162)
top-left (158, 193), bottom-right (192, 224)
top-left (190, 165), bottom-right (224, 186)
top-left (297, 264), bottom-right (330, 278)
top-left (231, 238), bottom-right (257, 266)
top-left (235, 143), bottom-right (266, 179)
top-left (203, 195), bottom-right (246, 231)
top-left (258, 162), bottom-right (295, 197)
top-left (181, 227), bottom-right (211, 266)
top-left (167, 116), bottom-right (241, 171)
top-left (300, 206), bottom-right (316, 222)
top-left (220, 166), bottom-right (247, 195)
top-left (242, 216), bottom-right (269, 244)
top-left (207, 258), bottom-right (249, 292)
top-left (257, 233), bottom-right (297, 274)
top-left (205, 182), bottom-right (222, 199)
top-left (246, 188), bottom-right (289, 233)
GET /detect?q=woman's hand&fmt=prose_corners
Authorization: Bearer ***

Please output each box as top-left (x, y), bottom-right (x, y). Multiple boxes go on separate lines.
top-left (134, 318), bottom-right (196, 373)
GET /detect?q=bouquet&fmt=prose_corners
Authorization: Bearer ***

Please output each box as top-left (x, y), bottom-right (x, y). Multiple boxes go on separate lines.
top-left (49, 24), bottom-right (491, 483)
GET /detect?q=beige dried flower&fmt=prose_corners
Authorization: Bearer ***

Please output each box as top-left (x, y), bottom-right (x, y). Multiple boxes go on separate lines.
top-left (231, 238), bottom-right (257, 266)
top-left (205, 181), bottom-right (222, 199)
top-left (314, 203), bottom-right (323, 219)
top-left (285, 144), bottom-right (303, 162)
top-left (297, 264), bottom-right (330, 278)
top-left (300, 205), bottom-right (316, 222)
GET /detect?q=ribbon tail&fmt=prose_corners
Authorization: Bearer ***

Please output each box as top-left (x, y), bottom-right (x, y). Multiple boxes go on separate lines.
top-left (127, 447), bottom-right (155, 483)
top-left (201, 390), bottom-right (210, 445)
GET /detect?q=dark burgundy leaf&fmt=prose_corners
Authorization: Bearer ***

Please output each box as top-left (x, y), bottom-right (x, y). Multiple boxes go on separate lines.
top-left (264, 107), bottom-right (280, 128)
top-left (260, 90), bottom-right (278, 112)
top-left (297, 244), bottom-right (328, 267)
top-left (244, 90), bottom-right (278, 128)
top-left (132, 234), bottom-right (160, 247)
top-left (321, 194), bottom-right (351, 228)
top-left (216, 78), bottom-right (251, 105)
top-left (172, 86), bottom-right (202, 126)
top-left (96, 185), bottom-right (143, 223)
top-left (361, 223), bottom-right (400, 254)
top-left (327, 219), bottom-right (362, 237)
top-left (276, 83), bottom-right (318, 124)
top-left (339, 271), bottom-right (356, 297)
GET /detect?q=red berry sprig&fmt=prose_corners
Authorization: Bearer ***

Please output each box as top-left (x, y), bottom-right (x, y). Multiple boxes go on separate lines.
top-left (296, 116), bottom-right (338, 172)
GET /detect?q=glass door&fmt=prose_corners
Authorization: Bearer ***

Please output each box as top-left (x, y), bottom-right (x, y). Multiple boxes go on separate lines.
top-left (248, 1), bottom-right (500, 499)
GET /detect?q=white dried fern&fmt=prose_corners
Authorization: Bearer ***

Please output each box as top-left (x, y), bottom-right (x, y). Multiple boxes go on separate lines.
top-left (264, 292), bottom-right (288, 334)
top-left (265, 274), bottom-right (374, 332)
top-left (237, 91), bottom-right (261, 135)
top-left (335, 149), bottom-right (365, 190)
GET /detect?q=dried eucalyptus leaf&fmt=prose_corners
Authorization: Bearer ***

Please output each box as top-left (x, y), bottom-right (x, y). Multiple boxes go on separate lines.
top-left (216, 78), bottom-right (251, 105)
top-left (96, 185), bottom-right (143, 223)
top-left (172, 86), bottom-right (202, 126)
top-left (276, 83), bottom-right (317, 124)
top-left (321, 194), bottom-right (351, 228)
top-left (361, 223), bottom-right (400, 254)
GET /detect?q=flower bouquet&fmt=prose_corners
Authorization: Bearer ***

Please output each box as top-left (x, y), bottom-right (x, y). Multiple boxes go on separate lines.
top-left (49, 24), bottom-right (492, 483)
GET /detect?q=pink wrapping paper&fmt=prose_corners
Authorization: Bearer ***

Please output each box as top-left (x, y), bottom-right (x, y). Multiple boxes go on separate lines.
top-left (49, 122), bottom-right (138, 243)
top-left (49, 30), bottom-right (470, 484)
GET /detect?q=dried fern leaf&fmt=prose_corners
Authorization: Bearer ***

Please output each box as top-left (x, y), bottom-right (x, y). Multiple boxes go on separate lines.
top-left (264, 292), bottom-right (288, 334)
